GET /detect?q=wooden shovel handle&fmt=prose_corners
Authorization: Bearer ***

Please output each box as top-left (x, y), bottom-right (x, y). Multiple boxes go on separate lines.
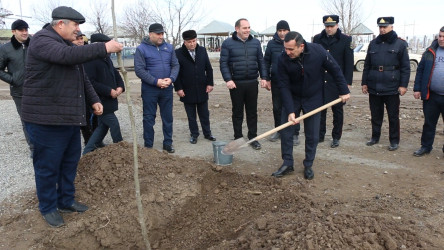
top-left (248, 98), bottom-right (343, 143)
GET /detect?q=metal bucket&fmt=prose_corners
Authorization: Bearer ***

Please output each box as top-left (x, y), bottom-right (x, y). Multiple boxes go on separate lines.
top-left (212, 141), bottom-right (233, 166)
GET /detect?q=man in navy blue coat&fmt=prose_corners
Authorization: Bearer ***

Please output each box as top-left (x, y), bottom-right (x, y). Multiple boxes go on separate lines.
top-left (273, 31), bottom-right (350, 180)
top-left (175, 30), bottom-right (216, 144)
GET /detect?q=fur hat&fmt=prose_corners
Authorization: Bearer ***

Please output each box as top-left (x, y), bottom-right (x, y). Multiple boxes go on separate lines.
top-left (182, 30), bottom-right (197, 40)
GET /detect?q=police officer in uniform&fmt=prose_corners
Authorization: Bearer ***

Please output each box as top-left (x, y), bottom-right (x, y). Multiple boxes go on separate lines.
top-left (313, 15), bottom-right (353, 148)
top-left (362, 17), bottom-right (410, 151)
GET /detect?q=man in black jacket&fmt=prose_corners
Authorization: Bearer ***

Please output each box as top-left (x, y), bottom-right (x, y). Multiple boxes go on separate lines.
top-left (273, 31), bottom-right (350, 180)
top-left (0, 19), bottom-right (33, 155)
top-left (175, 30), bottom-right (216, 144)
top-left (21, 6), bottom-right (123, 227)
top-left (313, 15), bottom-right (353, 148)
top-left (264, 20), bottom-right (300, 146)
top-left (83, 33), bottom-right (125, 155)
top-left (220, 18), bottom-right (268, 150)
top-left (362, 17), bottom-right (410, 151)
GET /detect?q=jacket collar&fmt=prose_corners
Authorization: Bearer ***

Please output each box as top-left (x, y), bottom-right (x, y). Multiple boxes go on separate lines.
top-left (11, 35), bottom-right (30, 49)
top-left (319, 28), bottom-right (342, 40)
top-left (272, 32), bottom-right (283, 44)
top-left (181, 43), bottom-right (199, 61)
top-left (232, 31), bottom-right (253, 42)
top-left (142, 36), bottom-right (165, 47)
top-left (375, 30), bottom-right (398, 44)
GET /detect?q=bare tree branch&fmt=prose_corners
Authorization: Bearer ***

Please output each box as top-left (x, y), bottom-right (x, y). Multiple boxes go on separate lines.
top-left (321, 0), bottom-right (363, 35)
top-left (87, 0), bottom-right (112, 35)
top-left (121, 0), bottom-right (154, 43)
top-left (31, 0), bottom-right (64, 25)
top-left (152, 0), bottom-right (205, 47)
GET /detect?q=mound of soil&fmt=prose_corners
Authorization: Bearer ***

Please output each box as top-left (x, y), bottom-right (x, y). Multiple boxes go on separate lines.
top-left (0, 142), bottom-right (435, 249)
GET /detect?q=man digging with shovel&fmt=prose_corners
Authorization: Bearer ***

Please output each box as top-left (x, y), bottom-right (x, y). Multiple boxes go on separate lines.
top-left (274, 31), bottom-right (350, 179)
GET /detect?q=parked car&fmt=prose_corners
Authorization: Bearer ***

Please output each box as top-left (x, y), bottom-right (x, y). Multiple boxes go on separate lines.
top-left (353, 43), bottom-right (422, 72)
top-left (110, 47), bottom-right (136, 69)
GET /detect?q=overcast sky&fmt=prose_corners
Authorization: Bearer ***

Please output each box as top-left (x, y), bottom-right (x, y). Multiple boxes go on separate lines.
top-left (2, 0), bottom-right (442, 39)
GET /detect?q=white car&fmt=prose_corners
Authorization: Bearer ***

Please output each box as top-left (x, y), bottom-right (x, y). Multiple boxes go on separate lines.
top-left (353, 43), bottom-right (422, 72)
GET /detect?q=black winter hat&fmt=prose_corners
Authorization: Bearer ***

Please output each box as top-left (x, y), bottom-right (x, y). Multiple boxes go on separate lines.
top-left (52, 6), bottom-right (85, 24)
top-left (90, 33), bottom-right (111, 43)
top-left (276, 20), bottom-right (290, 31)
top-left (11, 19), bottom-right (29, 30)
top-left (182, 30), bottom-right (197, 40)
top-left (149, 23), bottom-right (164, 33)
top-left (377, 17), bottom-right (394, 26)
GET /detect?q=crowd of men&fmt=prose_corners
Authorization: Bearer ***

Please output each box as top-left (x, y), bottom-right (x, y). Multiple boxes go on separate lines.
top-left (0, 5), bottom-right (443, 228)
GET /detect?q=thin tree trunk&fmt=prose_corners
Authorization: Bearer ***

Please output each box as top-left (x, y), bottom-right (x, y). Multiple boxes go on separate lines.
top-left (110, 1), bottom-right (151, 249)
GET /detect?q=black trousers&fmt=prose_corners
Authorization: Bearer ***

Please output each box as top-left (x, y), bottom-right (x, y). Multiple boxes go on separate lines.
top-left (229, 81), bottom-right (258, 140)
top-left (421, 92), bottom-right (444, 150)
top-left (271, 81), bottom-right (300, 136)
top-left (281, 104), bottom-right (320, 168)
top-left (319, 102), bottom-right (344, 140)
top-left (184, 101), bottom-right (212, 137)
top-left (369, 94), bottom-right (400, 144)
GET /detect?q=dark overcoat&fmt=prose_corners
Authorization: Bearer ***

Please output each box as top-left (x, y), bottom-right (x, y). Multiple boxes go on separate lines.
top-left (84, 56), bottom-right (125, 114)
top-left (174, 44), bottom-right (213, 104)
top-left (313, 29), bottom-right (353, 102)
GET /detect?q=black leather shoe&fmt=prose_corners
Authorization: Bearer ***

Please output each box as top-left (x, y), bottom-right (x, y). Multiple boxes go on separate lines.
top-left (250, 140), bottom-right (261, 150)
top-left (59, 200), bottom-right (88, 213)
top-left (163, 144), bottom-right (175, 153)
top-left (388, 143), bottom-right (399, 151)
top-left (190, 136), bottom-right (198, 144)
top-left (366, 138), bottom-right (379, 146)
top-left (43, 210), bottom-right (65, 227)
top-left (204, 135), bottom-right (216, 141)
top-left (331, 139), bottom-right (340, 148)
top-left (413, 147), bottom-right (431, 157)
top-left (271, 165), bottom-right (294, 177)
top-left (304, 166), bottom-right (314, 180)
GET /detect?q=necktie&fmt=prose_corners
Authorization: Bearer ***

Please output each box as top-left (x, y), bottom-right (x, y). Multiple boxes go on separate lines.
top-left (190, 50), bottom-right (195, 61)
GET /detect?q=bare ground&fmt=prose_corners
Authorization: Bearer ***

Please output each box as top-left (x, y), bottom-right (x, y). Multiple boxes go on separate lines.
top-left (1, 61), bottom-right (443, 249)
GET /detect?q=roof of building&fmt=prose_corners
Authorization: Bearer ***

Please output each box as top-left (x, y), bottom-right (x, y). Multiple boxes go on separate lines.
top-left (350, 23), bottom-right (374, 35)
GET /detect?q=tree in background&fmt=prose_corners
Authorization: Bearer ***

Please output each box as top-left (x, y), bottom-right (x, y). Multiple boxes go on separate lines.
top-left (88, 0), bottom-right (112, 35)
top-left (151, 0), bottom-right (205, 48)
top-left (321, 0), bottom-right (363, 35)
top-left (121, 0), bottom-right (154, 43)
top-left (31, 0), bottom-right (62, 24)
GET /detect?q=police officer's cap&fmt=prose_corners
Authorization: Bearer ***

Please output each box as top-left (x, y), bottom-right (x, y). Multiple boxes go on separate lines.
top-left (90, 33), bottom-right (111, 43)
top-left (182, 30), bottom-right (197, 40)
top-left (52, 6), bottom-right (85, 24)
top-left (377, 17), bottom-right (394, 27)
top-left (323, 15), bottom-right (339, 26)
top-left (11, 19), bottom-right (29, 30)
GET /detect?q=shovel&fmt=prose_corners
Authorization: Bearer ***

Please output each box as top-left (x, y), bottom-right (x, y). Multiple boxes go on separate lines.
top-left (222, 97), bottom-right (343, 155)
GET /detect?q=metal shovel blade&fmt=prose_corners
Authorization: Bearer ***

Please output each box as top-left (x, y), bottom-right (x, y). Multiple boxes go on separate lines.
top-left (221, 138), bottom-right (247, 155)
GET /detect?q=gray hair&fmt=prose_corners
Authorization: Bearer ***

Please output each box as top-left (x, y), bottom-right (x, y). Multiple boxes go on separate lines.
top-left (284, 31), bottom-right (304, 46)
top-left (51, 19), bottom-right (70, 27)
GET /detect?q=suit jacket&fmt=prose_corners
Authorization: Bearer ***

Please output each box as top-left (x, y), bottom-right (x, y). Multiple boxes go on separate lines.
top-left (174, 44), bottom-right (213, 104)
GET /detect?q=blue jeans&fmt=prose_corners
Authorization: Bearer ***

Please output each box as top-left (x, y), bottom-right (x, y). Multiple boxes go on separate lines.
top-left (25, 122), bottom-right (81, 215)
top-left (142, 85), bottom-right (173, 147)
top-left (83, 112), bottom-right (122, 155)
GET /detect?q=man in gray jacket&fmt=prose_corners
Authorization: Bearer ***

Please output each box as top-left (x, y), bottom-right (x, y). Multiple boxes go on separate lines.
top-left (0, 19), bottom-right (33, 154)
